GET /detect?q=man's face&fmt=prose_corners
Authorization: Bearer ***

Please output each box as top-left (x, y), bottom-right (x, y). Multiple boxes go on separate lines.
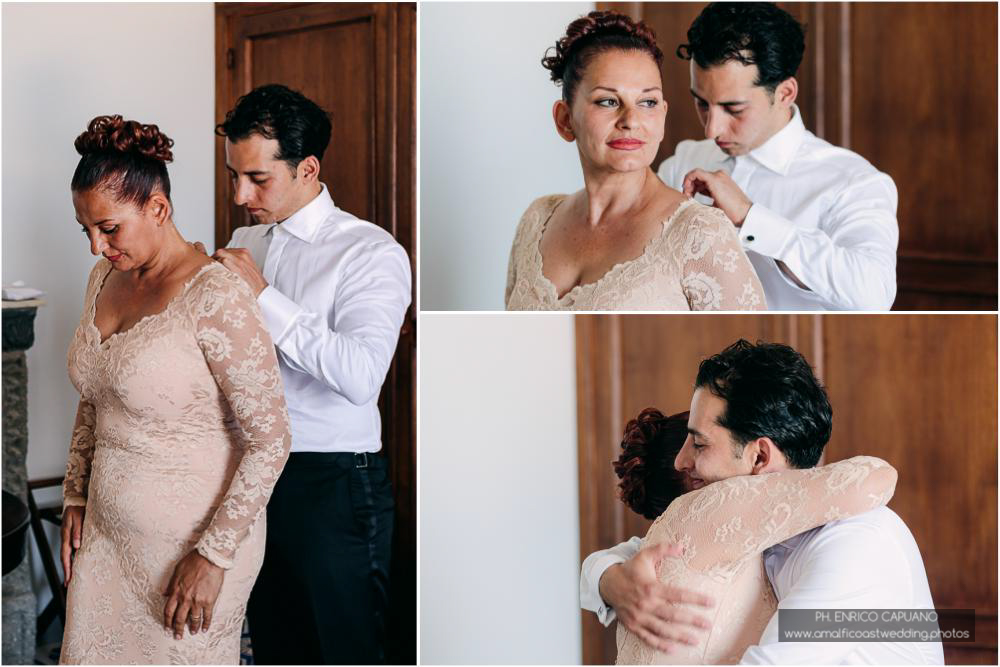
top-left (674, 387), bottom-right (757, 488)
top-left (225, 134), bottom-right (310, 225)
top-left (689, 59), bottom-right (791, 156)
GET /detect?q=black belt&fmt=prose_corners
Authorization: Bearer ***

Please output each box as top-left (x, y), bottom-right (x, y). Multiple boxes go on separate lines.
top-left (286, 451), bottom-right (379, 469)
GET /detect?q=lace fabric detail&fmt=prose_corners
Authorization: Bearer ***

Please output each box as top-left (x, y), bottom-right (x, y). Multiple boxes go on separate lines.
top-left (505, 195), bottom-right (767, 311)
top-left (616, 456), bottom-right (897, 665)
top-left (60, 259), bottom-right (291, 664)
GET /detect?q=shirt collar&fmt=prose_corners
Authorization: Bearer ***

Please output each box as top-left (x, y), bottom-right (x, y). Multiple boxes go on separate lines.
top-left (269, 182), bottom-right (336, 243)
top-left (744, 104), bottom-right (805, 176)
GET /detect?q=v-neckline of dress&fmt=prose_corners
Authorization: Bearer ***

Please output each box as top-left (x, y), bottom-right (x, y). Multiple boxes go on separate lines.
top-left (533, 195), bottom-right (697, 304)
top-left (88, 259), bottom-right (216, 348)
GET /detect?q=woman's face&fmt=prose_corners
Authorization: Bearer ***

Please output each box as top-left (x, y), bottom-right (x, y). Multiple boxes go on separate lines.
top-left (73, 187), bottom-right (167, 271)
top-left (560, 49), bottom-right (667, 174)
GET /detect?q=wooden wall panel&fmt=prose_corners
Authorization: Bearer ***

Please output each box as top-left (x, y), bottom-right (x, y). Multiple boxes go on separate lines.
top-left (822, 315), bottom-right (998, 664)
top-left (596, 2), bottom-right (998, 309)
top-left (577, 315), bottom-right (998, 664)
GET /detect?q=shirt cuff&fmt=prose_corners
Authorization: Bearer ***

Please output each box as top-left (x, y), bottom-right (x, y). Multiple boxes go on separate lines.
top-left (739, 203), bottom-right (796, 259)
top-left (257, 285), bottom-right (302, 345)
top-left (583, 555), bottom-right (628, 627)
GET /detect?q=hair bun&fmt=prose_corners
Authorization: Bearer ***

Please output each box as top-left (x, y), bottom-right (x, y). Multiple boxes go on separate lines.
top-left (614, 408), bottom-right (689, 520)
top-left (542, 10), bottom-right (662, 84)
top-left (74, 115), bottom-right (174, 163)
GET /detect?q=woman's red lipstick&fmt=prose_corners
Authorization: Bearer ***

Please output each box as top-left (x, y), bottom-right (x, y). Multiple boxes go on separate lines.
top-left (608, 138), bottom-right (645, 151)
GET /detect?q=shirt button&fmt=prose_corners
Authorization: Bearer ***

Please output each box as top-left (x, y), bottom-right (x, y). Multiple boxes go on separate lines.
top-left (746, 235), bottom-right (755, 242)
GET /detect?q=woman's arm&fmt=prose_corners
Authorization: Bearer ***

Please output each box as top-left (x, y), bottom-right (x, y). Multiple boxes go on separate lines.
top-left (659, 456), bottom-right (897, 573)
top-left (674, 205), bottom-right (767, 311)
top-left (61, 399), bottom-right (96, 582)
top-left (162, 268), bottom-right (292, 639)
top-left (189, 270), bottom-right (292, 568)
top-left (62, 399), bottom-right (96, 508)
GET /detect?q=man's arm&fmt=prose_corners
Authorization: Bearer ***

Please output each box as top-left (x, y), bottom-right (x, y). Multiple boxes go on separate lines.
top-left (740, 519), bottom-right (915, 664)
top-left (256, 242), bottom-right (411, 404)
top-left (580, 537), bottom-right (642, 624)
top-left (581, 539), bottom-right (714, 652)
top-left (737, 170), bottom-right (898, 311)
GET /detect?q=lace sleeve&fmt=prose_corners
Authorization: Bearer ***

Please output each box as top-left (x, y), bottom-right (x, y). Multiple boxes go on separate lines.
top-left (62, 400), bottom-right (96, 509)
top-left (188, 268), bottom-right (292, 569)
top-left (655, 456), bottom-right (897, 574)
top-left (674, 205), bottom-right (766, 311)
top-left (505, 200), bottom-right (538, 308)
top-left (505, 238), bottom-right (517, 308)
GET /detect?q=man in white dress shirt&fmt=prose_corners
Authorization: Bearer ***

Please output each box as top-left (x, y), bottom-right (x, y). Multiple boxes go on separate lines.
top-left (580, 340), bottom-right (943, 664)
top-left (211, 84), bottom-right (411, 664)
top-left (657, 3), bottom-right (898, 310)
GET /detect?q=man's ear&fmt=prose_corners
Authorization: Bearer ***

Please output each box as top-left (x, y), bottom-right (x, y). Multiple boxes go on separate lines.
top-left (749, 437), bottom-right (783, 474)
top-left (775, 77), bottom-right (798, 109)
top-left (297, 155), bottom-right (321, 183)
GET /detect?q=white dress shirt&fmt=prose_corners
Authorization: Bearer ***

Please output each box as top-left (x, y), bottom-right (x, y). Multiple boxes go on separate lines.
top-left (228, 184), bottom-right (412, 453)
top-left (580, 508), bottom-right (943, 664)
top-left (658, 106), bottom-right (899, 310)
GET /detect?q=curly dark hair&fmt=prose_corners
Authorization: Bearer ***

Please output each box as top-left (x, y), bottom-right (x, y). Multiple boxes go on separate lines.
top-left (677, 3), bottom-right (805, 93)
top-left (71, 115), bottom-right (173, 208)
top-left (542, 10), bottom-right (664, 104)
top-left (613, 409), bottom-right (690, 520)
top-left (695, 339), bottom-right (832, 469)
top-left (216, 84), bottom-right (332, 172)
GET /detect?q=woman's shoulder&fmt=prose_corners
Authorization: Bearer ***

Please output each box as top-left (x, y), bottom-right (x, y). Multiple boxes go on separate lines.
top-left (512, 193), bottom-right (568, 247)
top-left (184, 261), bottom-right (258, 319)
top-left (662, 199), bottom-right (741, 252)
top-left (518, 193), bottom-right (567, 226)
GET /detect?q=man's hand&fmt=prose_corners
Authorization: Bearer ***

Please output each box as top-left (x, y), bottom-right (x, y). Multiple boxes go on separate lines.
top-left (682, 168), bottom-right (753, 227)
top-left (599, 542), bottom-right (714, 653)
top-left (213, 248), bottom-right (267, 296)
top-left (60, 505), bottom-right (86, 585)
top-left (163, 550), bottom-right (224, 639)
top-left (189, 241), bottom-right (208, 255)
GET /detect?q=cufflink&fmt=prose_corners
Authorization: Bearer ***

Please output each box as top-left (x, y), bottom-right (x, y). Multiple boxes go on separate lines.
top-left (746, 235), bottom-right (755, 242)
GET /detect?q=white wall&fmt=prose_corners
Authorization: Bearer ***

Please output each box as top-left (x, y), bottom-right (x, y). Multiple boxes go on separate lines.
top-left (419, 314), bottom-right (581, 664)
top-left (2, 3), bottom-right (216, 484)
top-left (420, 2), bottom-right (594, 310)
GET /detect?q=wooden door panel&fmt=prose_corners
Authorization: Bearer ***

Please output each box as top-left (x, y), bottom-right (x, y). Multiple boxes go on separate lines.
top-left (849, 3), bottom-right (998, 260)
top-left (248, 19), bottom-right (376, 223)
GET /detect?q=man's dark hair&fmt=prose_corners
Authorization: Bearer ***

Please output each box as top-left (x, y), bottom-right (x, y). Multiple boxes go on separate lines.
top-left (677, 3), bottom-right (805, 93)
top-left (695, 339), bottom-right (832, 469)
top-left (215, 84), bottom-right (332, 171)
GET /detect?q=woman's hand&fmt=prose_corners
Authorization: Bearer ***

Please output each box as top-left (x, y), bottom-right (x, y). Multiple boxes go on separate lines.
top-left (162, 550), bottom-right (224, 639)
top-left (60, 505), bottom-right (86, 585)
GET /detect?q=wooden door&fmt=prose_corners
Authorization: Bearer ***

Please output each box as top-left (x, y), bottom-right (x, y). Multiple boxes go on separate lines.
top-left (577, 315), bottom-right (997, 665)
top-left (599, 2), bottom-right (998, 310)
top-left (215, 4), bottom-right (416, 662)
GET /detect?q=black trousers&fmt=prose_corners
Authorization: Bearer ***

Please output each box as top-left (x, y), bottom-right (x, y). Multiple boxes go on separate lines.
top-left (247, 451), bottom-right (394, 665)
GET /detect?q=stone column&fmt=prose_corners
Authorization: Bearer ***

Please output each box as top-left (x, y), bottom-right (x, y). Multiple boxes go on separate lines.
top-left (2, 300), bottom-right (42, 665)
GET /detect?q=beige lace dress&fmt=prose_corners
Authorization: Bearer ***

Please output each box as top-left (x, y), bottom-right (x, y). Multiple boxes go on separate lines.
top-left (505, 195), bottom-right (766, 310)
top-left (616, 456), bottom-right (897, 664)
top-left (60, 259), bottom-right (292, 664)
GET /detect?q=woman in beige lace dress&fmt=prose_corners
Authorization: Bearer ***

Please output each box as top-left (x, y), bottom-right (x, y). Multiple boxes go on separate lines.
top-left (612, 409), bottom-right (897, 664)
top-left (59, 115), bottom-right (291, 664)
top-left (505, 11), bottom-right (765, 310)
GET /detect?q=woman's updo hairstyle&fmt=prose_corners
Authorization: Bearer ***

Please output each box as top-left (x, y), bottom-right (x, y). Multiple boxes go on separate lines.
top-left (542, 11), bottom-right (664, 104)
top-left (613, 408), bottom-right (689, 520)
top-left (71, 115), bottom-right (174, 209)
